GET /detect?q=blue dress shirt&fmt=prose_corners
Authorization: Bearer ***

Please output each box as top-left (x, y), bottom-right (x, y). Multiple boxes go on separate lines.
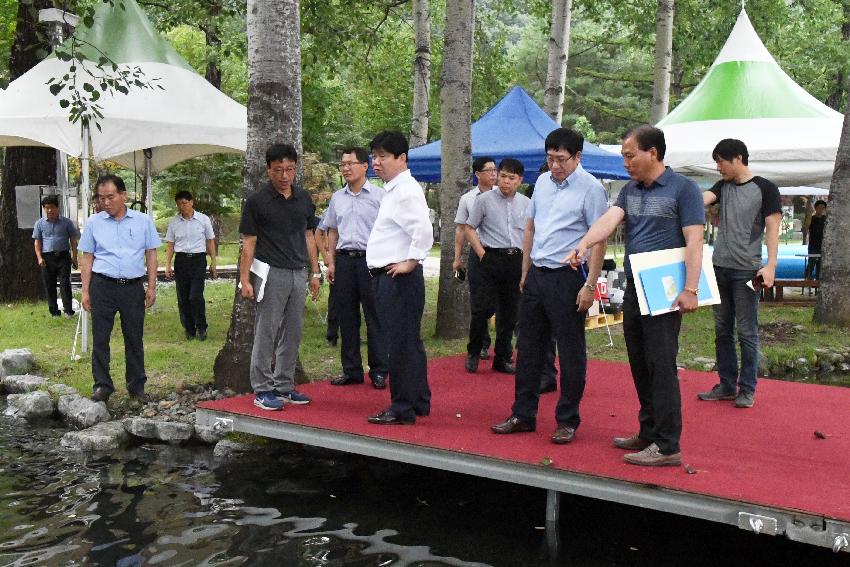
top-left (527, 164), bottom-right (609, 269)
top-left (79, 209), bottom-right (162, 278)
top-left (32, 216), bottom-right (80, 252)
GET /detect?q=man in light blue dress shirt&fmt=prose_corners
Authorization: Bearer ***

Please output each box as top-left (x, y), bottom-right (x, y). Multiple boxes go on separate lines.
top-left (323, 147), bottom-right (387, 389)
top-left (492, 128), bottom-right (608, 445)
top-left (79, 174), bottom-right (161, 404)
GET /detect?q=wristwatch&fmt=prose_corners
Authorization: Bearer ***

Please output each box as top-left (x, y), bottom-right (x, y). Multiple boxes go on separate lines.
top-left (311, 272), bottom-right (322, 279)
top-left (684, 287), bottom-right (699, 295)
top-left (584, 283), bottom-right (596, 292)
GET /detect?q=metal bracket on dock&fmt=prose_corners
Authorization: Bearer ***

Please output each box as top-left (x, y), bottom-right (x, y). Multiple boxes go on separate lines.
top-left (212, 417), bottom-right (234, 433)
top-left (832, 533), bottom-right (848, 553)
top-left (738, 512), bottom-right (778, 536)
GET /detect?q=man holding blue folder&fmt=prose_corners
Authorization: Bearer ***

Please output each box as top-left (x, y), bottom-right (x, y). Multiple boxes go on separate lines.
top-left (566, 125), bottom-right (705, 467)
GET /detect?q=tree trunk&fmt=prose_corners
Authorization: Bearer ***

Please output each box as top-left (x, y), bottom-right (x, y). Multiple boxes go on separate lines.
top-left (214, 0), bottom-right (303, 392)
top-left (435, 0), bottom-right (473, 339)
top-left (202, 1), bottom-right (222, 90)
top-left (543, 0), bottom-right (572, 123)
top-left (813, 97), bottom-right (850, 326)
top-left (650, 0), bottom-right (675, 124)
top-left (826, 1), bottom-right (850, 111)
top-left (0, 0), bottom-right (57, 301)
top-left (410, 0), bottom-right (431, 148)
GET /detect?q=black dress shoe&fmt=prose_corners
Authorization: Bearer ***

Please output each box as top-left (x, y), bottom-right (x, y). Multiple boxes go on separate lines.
top-left (492, 359), bottom-right (515, 374)
top-left (331, 375), bottom-right (364, 386)
top-left (551, 424), bottom-right (576, 444)
top-left (368, 409), bottom-right (414, 425)
top-left (197, 329), bottom-right (207, 341)
top-left (185, 331), bottom-right (196, 340)
top-left (91, 386), bottom-right (111, 403)
top-left (326, 337), bottom-right (338, 347)
top-left (465, 354), bottom-right (479, 373)
top-left (370, 373), bottom-right (387, 389)
top-left (491, 416), bottom-right (534, 434)
top-left (479, 348), bottom-right (490, 360)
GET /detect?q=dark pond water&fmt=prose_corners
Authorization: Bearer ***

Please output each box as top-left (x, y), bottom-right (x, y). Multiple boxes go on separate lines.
top-left (0, 406), bottom-right (847, 567)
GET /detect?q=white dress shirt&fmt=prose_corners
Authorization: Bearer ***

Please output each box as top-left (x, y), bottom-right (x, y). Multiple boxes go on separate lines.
top-left (165, 210), bottom-right (215, 253)
top-left (366, 169), bottom-right (434, 268)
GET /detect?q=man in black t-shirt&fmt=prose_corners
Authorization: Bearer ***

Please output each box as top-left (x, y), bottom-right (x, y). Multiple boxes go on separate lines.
top-left (239, 144), bottom-right (322, 411)
top-left (806, 200), bottom-right (827, 279)
top-left (698, 139), bottom-right (781, 409)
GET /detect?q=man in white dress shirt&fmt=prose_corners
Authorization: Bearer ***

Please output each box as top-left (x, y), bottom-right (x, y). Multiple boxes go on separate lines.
top-left (164, 191), bottom-right (217, 341)
top-left (365, 131), bottom-right (434, 425)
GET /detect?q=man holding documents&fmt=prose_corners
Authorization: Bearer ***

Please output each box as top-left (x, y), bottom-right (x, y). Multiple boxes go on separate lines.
top-left (566, 125), bottom-right (704, 466)
top-left (697, 139), bottom-right (780, 409)
top-left (239, 144), bottom-right (322, 411)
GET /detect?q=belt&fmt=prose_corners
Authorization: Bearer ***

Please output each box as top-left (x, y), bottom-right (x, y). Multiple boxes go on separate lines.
top-left (368, 266), bottom-right (390, 277)
top-left (44, 250), bottom-right (70, 255)
top-left (175, 252), bottom-right (205, 258)
top-left (94, 272), bottom-right (145, 285)
top-left (535, 265), bottom-right (571, 272)
top-left (337, 249), bottom-right (366, 258)
top-left (484, 247), bottom-right (522, 256)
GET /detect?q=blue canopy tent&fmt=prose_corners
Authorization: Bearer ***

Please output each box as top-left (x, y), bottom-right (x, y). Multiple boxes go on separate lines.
top-left (407, 86), bottom-right (629, 183)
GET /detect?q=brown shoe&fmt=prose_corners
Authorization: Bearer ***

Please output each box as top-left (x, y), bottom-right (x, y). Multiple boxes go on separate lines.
top-left (491, 416), bottom-right (534, 434)
top-left (91, 386), bottom-right (111, 403)
top-left (623, 443), bottom-right (681, 467)
top-left (551, 424), bottom-right (576, 444)
top-left (612, 433), bottom-right (651, 451)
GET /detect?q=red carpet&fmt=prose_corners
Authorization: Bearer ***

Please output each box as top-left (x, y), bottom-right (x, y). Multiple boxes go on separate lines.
top-left (199, 356), bottom-right (850, 522)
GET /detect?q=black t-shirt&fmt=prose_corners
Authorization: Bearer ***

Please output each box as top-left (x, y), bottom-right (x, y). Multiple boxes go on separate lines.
top-left (239, 183), bottom-right (317, 269)
top-left (808, 216), bottom-right (826, 253)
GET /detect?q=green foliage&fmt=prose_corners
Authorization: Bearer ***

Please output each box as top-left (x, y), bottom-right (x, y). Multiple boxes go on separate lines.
top-left (154, 153), bottom-right (243, 218)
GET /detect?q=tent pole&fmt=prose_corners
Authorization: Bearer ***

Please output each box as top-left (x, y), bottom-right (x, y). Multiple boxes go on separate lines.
top-left (81, 122), bottom-right (91, 354)
top-left (144, 148), bottom-right (153, 214)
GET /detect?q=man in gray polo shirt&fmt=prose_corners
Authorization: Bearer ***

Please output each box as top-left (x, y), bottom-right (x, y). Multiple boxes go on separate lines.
top-left (32, 195), bottom-right (79, 317)
top-left (698, 139), bottom-right (781, 409)
top-left (454, 156), bottom-right (497, 362)
top-left (464, 158), bottom-right (530, 374)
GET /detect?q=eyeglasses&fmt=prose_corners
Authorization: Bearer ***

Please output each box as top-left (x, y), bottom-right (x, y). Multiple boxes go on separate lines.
top-left (546, 154), bottom-right (575, 167)
top-left (338, 161), bottom-right (366, 170)
top-left (479, 167), bottom-right (497, 173)
top-left (269, 166), bottom-right (296, 175)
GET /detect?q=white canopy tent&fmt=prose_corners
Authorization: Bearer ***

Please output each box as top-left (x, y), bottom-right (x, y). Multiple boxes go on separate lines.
top-left (778, 186), bottom-right (830, 197)
top-left (657, 10), bottom-right (844, 186)
top-left (0, 0), bottom-right (246, 186)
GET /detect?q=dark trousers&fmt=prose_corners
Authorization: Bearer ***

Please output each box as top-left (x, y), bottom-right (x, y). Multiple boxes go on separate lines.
top-left (372, 265), bottom-right (430, 420)
top-left (90, 275), bottom-right (147, 395)
top-left (466, 251), bottom-right (492, 351)
top-left (622, 281), bottom-right (682, 455)
top-left (326, 281), bottom-right (340, 342)
top-left (540, 338), bottom-right (558, 390)
top-left (336, 254), bottom-right (387, 378)
top-left (513, 266), bottom-right (587, 428)
top-left (41, 251), bottom-right (73, 315)
top-left (467, 251), bottom-right (521, 362)
top-left (174, 253), bottom-right (208, 334)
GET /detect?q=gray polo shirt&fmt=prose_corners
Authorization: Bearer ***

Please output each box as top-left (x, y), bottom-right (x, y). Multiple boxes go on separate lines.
top-left (454, 186), bottom-right (490, 225)
top-left (32, 216), bottom-right (79, 253)
top-left (165, 210), bottom-right (215, 253)
top-left (466, 188), bottom-right (530, 249)
top-left (709, 176), bottom-right (781, 270)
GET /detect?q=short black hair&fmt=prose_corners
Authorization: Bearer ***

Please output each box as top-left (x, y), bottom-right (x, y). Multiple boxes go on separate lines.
top-left (624, 125), bottom-right (666, 161)
top-left (545, 127), bottom-right (584, 156)
top-left (95, 174), bottom-right (126, 193)
top-left (498, 158), bottom-right (524, 177)
top-left (341, 146), bottom-right (369, 163)
top-left (174, 190), bottom-right (193, 202)
top-left (41, 195), bottom-right (59, 207)
top-left (369, 130), bottom-right (409, 159)
top-left (473, 156), bottom-right (496, 173)
top-left (814, 199), bottom-right (827, 208)
top-left (266, 143), bottom-right (298, 166)
top-left (712, 138), bottom-right (749, 165)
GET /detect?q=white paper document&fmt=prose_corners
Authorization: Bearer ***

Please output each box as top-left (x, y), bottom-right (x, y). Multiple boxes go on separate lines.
top-left (237, 258), bottom-right (270, 302)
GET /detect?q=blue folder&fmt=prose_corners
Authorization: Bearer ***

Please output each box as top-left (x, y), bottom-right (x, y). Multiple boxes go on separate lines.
top-left (639, 262), bottom-right (713, 316)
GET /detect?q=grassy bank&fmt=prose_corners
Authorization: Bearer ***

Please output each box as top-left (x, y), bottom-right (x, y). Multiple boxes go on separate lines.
top-left (1, 279), bottom-right (847, 401)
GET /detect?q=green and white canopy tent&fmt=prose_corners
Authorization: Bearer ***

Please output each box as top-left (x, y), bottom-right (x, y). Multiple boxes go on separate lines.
top-left (657, 9), bottom-right (844, 185)
top-left (0, 0), bottom-right (246, 179)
